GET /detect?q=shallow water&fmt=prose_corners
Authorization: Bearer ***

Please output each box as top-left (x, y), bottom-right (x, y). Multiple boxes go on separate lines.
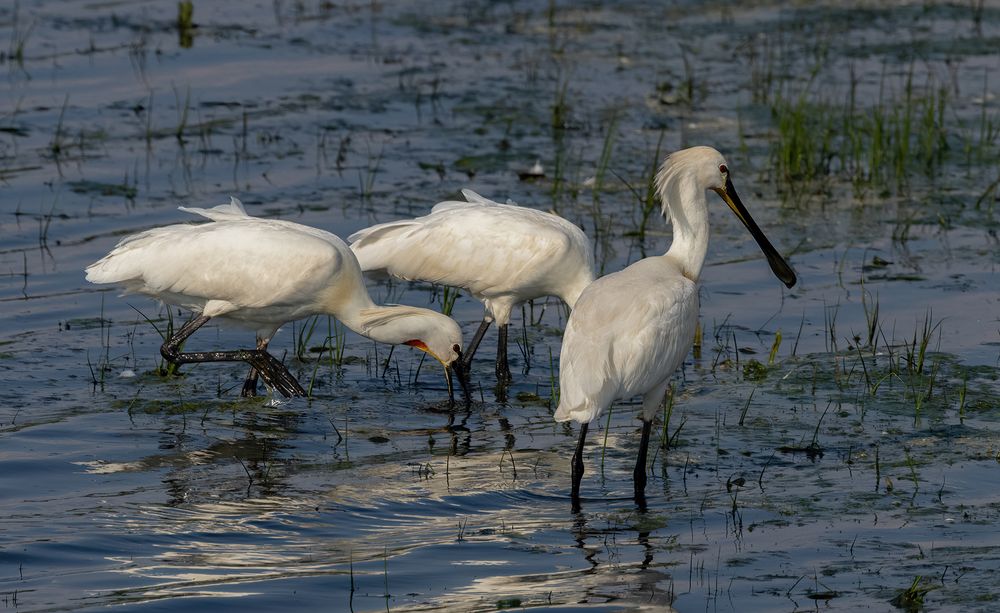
top-left (2, 1), bottom-right (999, 611)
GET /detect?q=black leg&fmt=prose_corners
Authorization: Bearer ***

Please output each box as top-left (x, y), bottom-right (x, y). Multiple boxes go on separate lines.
top-left (447, 351), bottom-right (473, 408)
top-left (571, 421), bottom-right (589, 509)
top-left (241, 370), bottom-right (260, 397)
top-left (160, 315), bottom-right (306, 398)
top-left (495, 323), bottom-right (512, 384)
top-left (634, 418), bottom-right (653, 506)
top-left (160, 314), bottom-right (212, 357)
top-left (461, 317), bottom-right (493, 372)
top-left (241, 337), bottom-right (268, 398)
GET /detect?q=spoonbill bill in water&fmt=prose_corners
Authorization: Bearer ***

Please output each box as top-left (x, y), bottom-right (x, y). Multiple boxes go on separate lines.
top-left (86, 197), bottom-right (466, 399)
top-left (349, 189), bottom-right (595, 386)
top-left (553, 146), bottom-right (797, 508)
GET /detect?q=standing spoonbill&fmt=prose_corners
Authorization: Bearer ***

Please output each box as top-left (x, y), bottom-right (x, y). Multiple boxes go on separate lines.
top-left (554, 146), bottom-right (797, 507)
top-left (86, 197), bottom-right (465, 399)
top-left (349, 189), bottom-right (595, 385)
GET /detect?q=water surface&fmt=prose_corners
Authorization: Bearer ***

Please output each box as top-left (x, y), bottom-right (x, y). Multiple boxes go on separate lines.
top-left (2, 1), bottom-right (999, 611)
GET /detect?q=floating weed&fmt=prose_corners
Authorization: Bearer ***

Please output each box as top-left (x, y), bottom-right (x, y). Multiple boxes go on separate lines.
top-left (742, 359), bottom-right (768, 383)
top-left (548, 345), bottom-right (558, 408)
top-left (859, 274), bottom-right (881, 351)
top-left (903, 446), bottom-right (920, 494)
top-left (823, 300), bottom-right (840, 354)
top-left (551, 72), bottom-right (571, 131)
top-left (767, 331), bottom-right (781, 365)
top-left (348, 550), bottom-right (355, 611)
top-left (294, 315), bottom-right (321, 361)
top-left (600, 405), bottom-right (613, 476)
top-left (172, 84), bottom-right (191, 141)
top-left (382, 545), bottom-right (390, 612)
top-left (904, 309), bottom-right (942, 378)
top-left (177, 1), bottom-right (194, 48)
top-left (130, 305), bottom-right (181, 376)
top-left (440, 285), bottom-right (459, 316)
top-left (873, 442), bottom-right (881, 492)
top-left (329, 318), bottom-right (347, 367)
top-left (359, 142), bottom-right (383, 201)
top-left (587, 108), bottom-right (620, 237)
top-left (768, 62), bottom-right (986, 201)
top-left (49, 94), bottom-right (69, 160)
top-left (809, 401), bottom-right (832, 455)
top-left (957, 370), bottom-right (968, 422)
top-left (967, 69), bottom-right (1000, 168)
top-left (496, 598), bottom-right (523, 610)
top-left (616, 128), bottom-right (666, 243)
top-left (516, 303), bottom-right (531, 371)
top-left (68, 175), bottom-right (138, 201)
top-left (658, 384), bottom-right (675, 450)
top-left (737, 386), bottom-right (756, 427)
top-left (4, 3), bottom-right (34, 67)
top-left (890, 575), bottom-right (937, 611)
top-left (592, 110), bottom-right (619, 194)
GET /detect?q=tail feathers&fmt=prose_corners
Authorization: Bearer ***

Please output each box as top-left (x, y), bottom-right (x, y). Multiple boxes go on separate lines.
top-left (459, 189), bottom-right (495, 205)
top-left (85, 256), bottom-right (140, 286)
top-left (460, 189), bottom-right (517, 206)
top-left (428, 189), bottom-right (509, 214)
top-left (553, 398), bottom-right (599, 424)
top-left (347, 220), bottom-right (417, 247)
top-left (428, 189), bottom-right (497, 215)
top-left (348, 221), bottom-right (421, 272)
top-left (85, 227), bottom-right (174, 285)
top-left (178, 196), bottom-right (249, 221)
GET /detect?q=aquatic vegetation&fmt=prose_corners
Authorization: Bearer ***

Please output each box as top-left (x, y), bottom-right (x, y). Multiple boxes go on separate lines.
top-left (2, 1), bottom-right (1000, 611)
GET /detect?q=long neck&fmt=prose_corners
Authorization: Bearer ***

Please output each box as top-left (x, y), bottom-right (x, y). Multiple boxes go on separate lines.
top-left (326, 294), bottom-right (433, 346)
top-left (351, 304), bottom-right (449, 348)
top-left (661, 175), bottom-right (709, 282)
top-left (315, 252), bottom-right (446, 347)
top-left (561, 267), bottom-right (597, 309)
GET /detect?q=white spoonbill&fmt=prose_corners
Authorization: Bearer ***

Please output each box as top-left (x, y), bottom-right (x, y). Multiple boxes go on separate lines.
top-left (554, 146), bottom-right (797, 507)
top-left (349, 189), bottom-right (595, 385)
top-left (86, 197), bottom-right (465, 398)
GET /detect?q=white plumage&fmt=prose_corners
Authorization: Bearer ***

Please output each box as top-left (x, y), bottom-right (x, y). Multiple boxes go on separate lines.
top-left (555, 146), bottom-right (797, 506)
top-left (554, 259), bottom-right (698, 424)
top-left (349, 189), bottom-right (595, 383)
top-left (86, 197), bottom-right (464, 398)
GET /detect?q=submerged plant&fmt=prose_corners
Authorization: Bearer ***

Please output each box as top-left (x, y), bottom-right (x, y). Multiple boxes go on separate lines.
top-left (5, 2), bottom-right (34, 67)
top-left (358, 142), bottom-right (383, 201)
top-left (890, 575), bottom-right (937, 611)
top-left (767, 62), bottom-right (985, 202)
top-left (177, 1), bottom-right (194, 48)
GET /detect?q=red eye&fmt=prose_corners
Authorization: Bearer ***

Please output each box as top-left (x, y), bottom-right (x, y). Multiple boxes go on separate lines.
top-left (719, 164), bottom-right (728, 174)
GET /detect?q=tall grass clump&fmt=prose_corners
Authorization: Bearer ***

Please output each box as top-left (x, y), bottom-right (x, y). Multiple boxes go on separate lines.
top-left (768, 66), bottom-right (978, 202)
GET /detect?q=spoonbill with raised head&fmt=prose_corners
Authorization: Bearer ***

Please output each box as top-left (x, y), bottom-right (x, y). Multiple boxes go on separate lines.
top-left (554, 146), bottom-right (797, 508)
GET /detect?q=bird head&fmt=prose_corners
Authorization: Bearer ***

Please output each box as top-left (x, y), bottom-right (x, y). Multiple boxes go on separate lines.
top-left (400, 314), bottom-right (472, 404)
top-left (658, 146), bottom-right (797, 289)
top-left (359, 305), bottom-right (469, 398)
top-left (401, 318), bottom-right (462, 368)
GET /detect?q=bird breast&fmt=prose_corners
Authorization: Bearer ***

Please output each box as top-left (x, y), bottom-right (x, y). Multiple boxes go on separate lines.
top-left (555, 258), bottom-right (698, 423)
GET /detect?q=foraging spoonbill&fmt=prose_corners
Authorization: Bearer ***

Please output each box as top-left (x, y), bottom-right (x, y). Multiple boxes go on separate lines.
top-left (349, 189), bottom-right (595, 385)
top-left (554, 146), bottom-right (796, 507)
top-left (86, 197), bottom-right (465, 398)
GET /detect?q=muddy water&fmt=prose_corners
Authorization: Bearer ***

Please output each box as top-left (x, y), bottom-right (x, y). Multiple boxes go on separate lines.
top-left (2, 1), bottom-right (999, 611)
